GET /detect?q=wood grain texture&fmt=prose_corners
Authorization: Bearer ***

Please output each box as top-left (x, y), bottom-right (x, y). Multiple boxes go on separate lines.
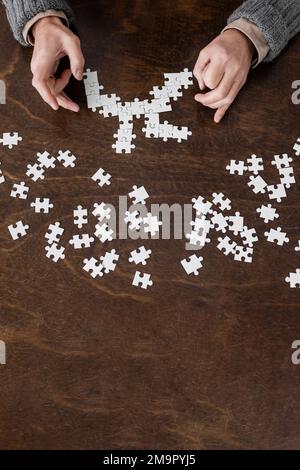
top-left (0, 0), bottom-right (300, 450)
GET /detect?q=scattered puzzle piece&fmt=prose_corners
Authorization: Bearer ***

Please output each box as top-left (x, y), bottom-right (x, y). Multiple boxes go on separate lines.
top-left (186, 229), bottom-right (211, 247)
top-left (192, 196), bottom-right (213, 216)
top-left (26, 163), bottom-right (45, 182)
top-left (45, 243), bottom-right (65, 263)
top-left (240, 227), bottom-right (258, 247)
top-left (285, 269), bottom-right (300, 288)
top-left (190, 216), bottom-right (212, 235)
top-left (45, 222), bottom-right (64, 245)
top-left (226, 212), bottom-right (244, 236)
top-left (0, 132), bottom-right (22, 149)
top-left (94, 222), bottom-right (114, 243)
top-left (10, 181), bottom-right (29, 199)
top-left (279, 167), bottom-right (295, 189)
top-left (267, 183), bottom-right (287, 203)
top-left (264, 227), bottom-right (289, 246)
top-left (69, 234), bottom-right (94, 249)
top-left (92, 202), bottom-right (111, 222)
top-left (132, 271), bottom-right (153, 289)
top-left (129, 246), bottom-right (152, 265)
top-left (217, 236), bottom-right (237, 256)
top-left (129, 185), bottom-right (149, 205)
top-left (74, 205), bottom-right (88, 229)
top-left (210, 211), bottom-right (228, 233)
top-left (226, 160), bottom-right (247, 176)
top-left (8, 220), bottom-right (29, 240)
top-left (271, 154), bottom-right (293, 170)
top-left (293, 138), bottom-right (300, 157)
top-left (83, 257), bottom-right (103, 278)
top-left (248, 175), bottom-right (267, 194)
top-left (31, 198), bottom-right (53, 214)
top-left (100, 249), bottom-right (119, 273)
top-left (181, 254), bottom-right (203, 275)
top-left (256, 204), bottom-right (279, 223)
top-left (124, 210), bottom-right (143, 230)
top-left (91, 168), bottom-right (112, 187)
top-left (212, 192), bottom-right (231, 211)
top-left (246, 154), bottom-right (264, 175)
top-left (234, 246), bottom-right (253, 263)
top-left (142, 213), bottom-right (162, 236)
top-left (57, 150), bottom-right (76, 168)
top-left (37, 151), bottom-right (56, 169)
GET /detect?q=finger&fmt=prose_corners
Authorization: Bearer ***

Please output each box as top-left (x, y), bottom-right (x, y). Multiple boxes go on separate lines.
top-left (194, 69), bottom-right (235, 106)
top-left (213, 81), bottom-right (244, 122)
top-left (197, 77), bottom-right (243, 110)
top-left (214, 105), bottom-right (229, 123)
top-left (54, 69), bottom-right (72, 95)
top-left (202, 58), bottom-right (225, 90)
top-left (32, 76), bottom-right (59, 110)
top-left (63, 36), bottom-right (85, 80)
top-left (57, 91), bottom-right (80, 112)
top-left (193, 51), bottom-right (210, 91)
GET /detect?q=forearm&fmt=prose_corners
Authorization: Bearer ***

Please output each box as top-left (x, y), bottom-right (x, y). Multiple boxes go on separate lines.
top-left (2, 0), bottom-right (74, 46)
top-left (228, 0), bottom-right (300, 62)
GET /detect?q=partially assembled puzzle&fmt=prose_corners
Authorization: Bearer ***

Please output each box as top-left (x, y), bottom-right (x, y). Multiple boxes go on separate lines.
top-left (83, 68), bottom-right (193, 154)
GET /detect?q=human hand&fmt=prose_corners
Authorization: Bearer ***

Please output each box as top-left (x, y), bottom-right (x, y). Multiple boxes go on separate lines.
top-left (31, 16), bottom-right (85, 112)
top-left (193, 29), bottom-right (255, 123)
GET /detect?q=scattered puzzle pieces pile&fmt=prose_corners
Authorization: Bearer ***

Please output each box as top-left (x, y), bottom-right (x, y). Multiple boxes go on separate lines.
top-left (224, 138), bottom-right (300, 286)
top-left (1, 115), bottom-right (299, 292)
top-left (5, 147), bottom-right (76, 264)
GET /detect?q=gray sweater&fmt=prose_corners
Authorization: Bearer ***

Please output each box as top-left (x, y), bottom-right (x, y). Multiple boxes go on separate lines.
top-left (2, 0), bottom-right (300, 62)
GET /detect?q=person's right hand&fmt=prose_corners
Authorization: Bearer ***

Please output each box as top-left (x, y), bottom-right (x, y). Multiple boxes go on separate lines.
top-left (193, 29), bottom-right (254, 123)
top-left (31, 16), bottom-right (85, 112)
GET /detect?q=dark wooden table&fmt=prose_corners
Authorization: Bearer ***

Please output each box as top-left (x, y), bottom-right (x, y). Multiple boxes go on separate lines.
top-left (0, 0), bottom-right (299, 450)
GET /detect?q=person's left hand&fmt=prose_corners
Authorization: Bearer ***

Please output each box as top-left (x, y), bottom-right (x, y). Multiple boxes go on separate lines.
top-left (31, 16), bottom-right (85, 112)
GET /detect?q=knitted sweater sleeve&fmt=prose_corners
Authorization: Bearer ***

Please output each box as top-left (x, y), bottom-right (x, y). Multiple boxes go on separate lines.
top-left (228, 0), bottom-right (300, 62)
top-left (2, 0), bottom-right (74, 46)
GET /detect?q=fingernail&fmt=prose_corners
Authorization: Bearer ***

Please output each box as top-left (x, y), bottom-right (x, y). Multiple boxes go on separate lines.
top-left (75, 70), bottom-right (83, 80)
